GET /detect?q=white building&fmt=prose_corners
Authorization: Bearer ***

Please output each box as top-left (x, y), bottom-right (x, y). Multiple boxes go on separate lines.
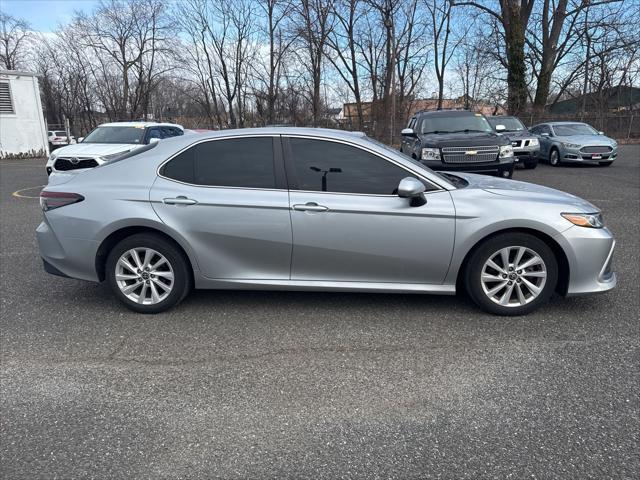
top-left (0, 70), bottom-right (49, 159)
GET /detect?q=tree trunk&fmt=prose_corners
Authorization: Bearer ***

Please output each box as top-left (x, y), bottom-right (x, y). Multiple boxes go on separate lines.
top-left (504, 13), bottom-right (527, 115)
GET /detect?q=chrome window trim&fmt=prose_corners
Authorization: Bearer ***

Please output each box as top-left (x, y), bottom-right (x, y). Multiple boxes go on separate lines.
top-left (156, 132), bottom-right (451, 194)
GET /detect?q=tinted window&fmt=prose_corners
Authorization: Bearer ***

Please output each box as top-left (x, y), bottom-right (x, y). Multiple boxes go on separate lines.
top-left (289, 138), bottom-right (420, 195)
top-left (161, 137), bottom-right (275, 188)
top-left (148, 128), bottom-right (162, 140)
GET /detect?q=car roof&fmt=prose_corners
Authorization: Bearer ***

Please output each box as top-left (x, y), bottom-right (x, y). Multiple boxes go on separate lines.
top-left (546, 121), bottom-right (588, 125)
top-left (185, 126), bottom-right (367, 141)
top-left (99, 121), bottom-right (184, 129)
top-left (415, 110), bottom-right (477, 117)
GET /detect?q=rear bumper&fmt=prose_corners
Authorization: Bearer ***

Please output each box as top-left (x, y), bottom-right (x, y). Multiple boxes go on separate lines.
top-left (420, 157), bottom-right (514, 173)
top-left (37, 220), bottom-right (100, 282)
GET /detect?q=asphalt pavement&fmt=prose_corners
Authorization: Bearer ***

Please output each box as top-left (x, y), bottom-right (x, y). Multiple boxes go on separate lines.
top-left (1, 146), bottom-right (638, 479)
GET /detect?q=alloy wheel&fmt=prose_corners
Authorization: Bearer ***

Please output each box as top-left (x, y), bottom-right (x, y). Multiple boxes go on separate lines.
top-left (115, 248), bottom-right (174, 305)
top-left (480, 246), bottom-right (547, 307)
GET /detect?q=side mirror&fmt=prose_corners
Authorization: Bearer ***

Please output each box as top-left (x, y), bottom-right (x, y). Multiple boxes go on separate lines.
top-left (540, 132), bottom-right (550, 137)
top-left (495, 124), bottom-right (506, 132)
top-left (77, 137), bottom-right (84, 143)
top-left (401, 128), bottom-right (416, 137)
top-left (397, 177), bottom-right (427, 206)
top-left (149, 137), bottom-right (161, 144)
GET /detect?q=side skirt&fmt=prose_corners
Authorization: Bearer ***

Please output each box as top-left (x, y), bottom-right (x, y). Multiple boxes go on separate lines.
top-left (194, 277), bottom-right (456, 295)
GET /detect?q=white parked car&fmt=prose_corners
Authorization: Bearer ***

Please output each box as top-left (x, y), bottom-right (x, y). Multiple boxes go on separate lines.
top-left (46, 122), bottom-right (184, 176)
top-left (48, 130), bottom-right (75, 149)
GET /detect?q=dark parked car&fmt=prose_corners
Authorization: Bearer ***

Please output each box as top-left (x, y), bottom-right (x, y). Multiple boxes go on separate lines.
top-left (400, 110), bottom-right (515, 178)
top-left (486, 116), bottom-right (539, 169)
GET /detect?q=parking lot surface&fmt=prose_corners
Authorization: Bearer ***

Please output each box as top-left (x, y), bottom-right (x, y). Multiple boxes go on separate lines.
top-left (1, 146), bottom-right (639, 479)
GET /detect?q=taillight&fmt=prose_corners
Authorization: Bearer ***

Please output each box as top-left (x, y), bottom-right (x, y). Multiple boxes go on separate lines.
top-left (40, 191), bottom-right (84, 211)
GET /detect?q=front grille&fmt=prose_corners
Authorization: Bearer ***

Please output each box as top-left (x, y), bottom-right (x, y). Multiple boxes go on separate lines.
top-left (441, 145), bottom-right (499, 164)
top-left (54, 157), bottom-right (99, 171)
top-left (580, 145), bottom-right (612, 154)
top-left (511, 140), bottom-right (522, 148)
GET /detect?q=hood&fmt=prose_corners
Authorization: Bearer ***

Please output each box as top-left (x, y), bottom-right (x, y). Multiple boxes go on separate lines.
top-left (554, 134), bottom-right (616, 146)
top-left (450, 172), bottom-right (599, 212)
top-left (497, 130), bottom-right (533, 140)
top-left (51, 143), bottom-right (139, 157)
top-left (418, 131), bottom-right (508, 148)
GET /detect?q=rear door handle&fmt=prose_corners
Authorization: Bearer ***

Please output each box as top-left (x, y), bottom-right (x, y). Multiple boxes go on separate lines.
top-left (292, 202), bottom-right (329, 212)
top-left (163, 196), bottom-right (197, 206)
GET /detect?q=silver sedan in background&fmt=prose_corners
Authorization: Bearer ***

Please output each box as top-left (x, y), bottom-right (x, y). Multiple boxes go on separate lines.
top-left (531, 121), bottom-right (618, 167)
top-left (37, 128), bottom-right (616, 316)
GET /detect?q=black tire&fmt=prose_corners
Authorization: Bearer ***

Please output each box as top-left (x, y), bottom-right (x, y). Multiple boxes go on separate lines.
top-left (523, 159), bottom-right (538, 169)
top-left (464, 233), bottom-right (558, 316)
top-left (105, 233), bottom-right (192, 313)
top-left (498, 167), bottom-right (514, 179)
top-left (599, 161), bottom-right (613, 167)
top-left (549, 148), bottom-right (561, 166)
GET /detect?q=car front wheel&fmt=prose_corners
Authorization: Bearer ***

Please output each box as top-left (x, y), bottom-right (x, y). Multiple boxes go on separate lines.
top-left (464, 233), bottom-right (558, 316)
top-left (549, 148), bottom-right (561, 166)
top-left (106, 233), bottom-right (192, 313)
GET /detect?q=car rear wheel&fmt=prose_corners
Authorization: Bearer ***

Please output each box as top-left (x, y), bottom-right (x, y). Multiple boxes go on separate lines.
top-left (464, 233), bottom-right (558, 316)
top-left (549, 148), bottom-right (561, 166)
top-left (599, 161), bottom-right (613, 167)
top-left (106, 233), bottom-right (192, 313)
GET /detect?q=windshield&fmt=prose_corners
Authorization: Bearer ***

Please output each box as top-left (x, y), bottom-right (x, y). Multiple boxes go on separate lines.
top-left (421, 114), bottom-right (492, 134)
top-left (553, 123), bottom-right (598, 136)
top-left (487, 117), bottom-right (525, 132)
top-left (82, 126), bottom-right (146, 144)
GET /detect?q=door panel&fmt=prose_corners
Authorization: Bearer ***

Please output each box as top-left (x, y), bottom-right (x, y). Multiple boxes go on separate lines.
top-left (288, 190), bottom-right (455, 284)
top-left (151, 177), bottom-right (292, 279)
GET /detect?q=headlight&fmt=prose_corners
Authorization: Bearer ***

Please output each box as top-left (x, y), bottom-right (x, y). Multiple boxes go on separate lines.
top-left (562, 142), bottom-right (581, 149)
top-left (528, 138), bottom-right (539, 146)
top-left (421, 147), bottom-right (441, 161)
top-left (561, 212), bottom-right (604, 228)
top-left (499, 145), bottom-right (513, 158)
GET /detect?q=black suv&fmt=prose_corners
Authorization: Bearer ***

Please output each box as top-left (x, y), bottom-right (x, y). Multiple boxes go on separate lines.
top-left (400, 110), bottom-right (515, 177)
top-left (486, 116), bottom-right (539, 169)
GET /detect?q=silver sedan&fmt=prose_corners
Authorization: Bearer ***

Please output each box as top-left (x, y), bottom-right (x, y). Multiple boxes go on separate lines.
top-left (37, 128), bottom-right (616, 315)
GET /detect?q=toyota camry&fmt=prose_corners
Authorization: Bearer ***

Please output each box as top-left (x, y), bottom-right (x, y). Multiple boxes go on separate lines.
top-left (37, 128), bottom-right (616, 315)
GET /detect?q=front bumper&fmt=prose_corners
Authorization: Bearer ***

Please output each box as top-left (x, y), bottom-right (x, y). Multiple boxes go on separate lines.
top-left (513, 148), bottom-right (539, 163)
top-left (420, 157), bottom-right (514, 174)
top-left (557, 226), bottom-right (617, 296)
top-left (561, 147), bottom-right (617, 163)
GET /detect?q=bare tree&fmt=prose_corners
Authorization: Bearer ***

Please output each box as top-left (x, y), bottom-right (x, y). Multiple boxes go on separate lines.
top-left (295, 0), bottom-right (333, 126)
top-left (455, 0), bottom-right (535, 115)
top-left (425, 0), bottom-right (461, 109)
top-left (0, 13), bottom-right (31, 70)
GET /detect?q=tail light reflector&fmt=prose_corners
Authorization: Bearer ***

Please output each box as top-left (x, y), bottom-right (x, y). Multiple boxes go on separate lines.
top-left (40, 191), bottom-right (84, 211)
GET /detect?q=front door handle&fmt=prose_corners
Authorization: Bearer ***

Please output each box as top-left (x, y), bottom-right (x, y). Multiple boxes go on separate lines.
top-left (163, 196), bottom-right (197, 206)
top-left (292, 202), bottom-right (329, 212)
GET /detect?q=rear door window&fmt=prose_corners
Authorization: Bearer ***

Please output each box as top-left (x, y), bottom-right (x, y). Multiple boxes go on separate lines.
top-left (161, 137), bottom-right (276, 188)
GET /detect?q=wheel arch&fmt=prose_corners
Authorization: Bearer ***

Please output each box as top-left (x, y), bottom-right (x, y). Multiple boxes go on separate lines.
top-left (456, 227), bottom-right (570, 296)
top-left (95, 225), bottom-right (197, 283)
